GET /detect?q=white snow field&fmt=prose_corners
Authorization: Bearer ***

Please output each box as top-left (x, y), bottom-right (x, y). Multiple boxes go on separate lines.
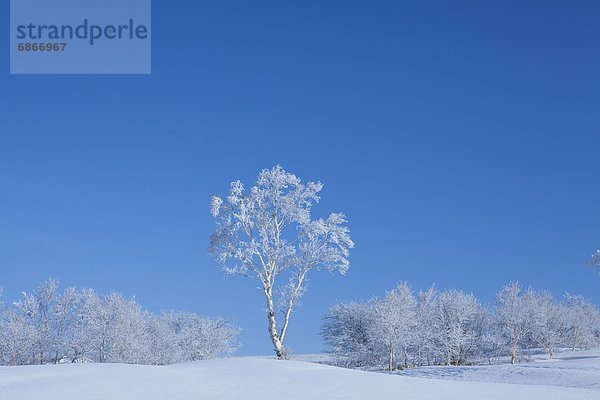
top-left (396, 350), bottom-right (600, 390)
top-left (1, 351), bottom-right (599, 400)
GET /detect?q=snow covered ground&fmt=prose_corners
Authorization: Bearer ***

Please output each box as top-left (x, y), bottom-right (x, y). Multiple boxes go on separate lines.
top-left (1, 350), bottom-right (599, 400)
top-left (396, 350), bottom-right (600, 390)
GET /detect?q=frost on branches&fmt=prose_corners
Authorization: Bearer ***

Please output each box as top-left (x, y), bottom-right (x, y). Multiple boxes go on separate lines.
top-left (209, 165), bottom-right (354, 359)
top-left (373, 282), bottom-right (416, 371)
top-left (322, 281), bottom-right (600, 370)
top-left (0, 279), bottom-right (239, 366)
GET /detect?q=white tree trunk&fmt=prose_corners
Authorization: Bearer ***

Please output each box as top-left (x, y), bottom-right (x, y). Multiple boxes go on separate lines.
top-left (264, 284), bottom-right (287, 359)
top-left (510, 346), bottom-right (517, 364)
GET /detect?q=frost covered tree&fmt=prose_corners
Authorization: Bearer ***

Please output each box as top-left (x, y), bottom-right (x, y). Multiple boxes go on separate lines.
top-left (209, 165), bottom-right (354, 359)
top-left (479, 308), bottom-right (505, 364)
top-left (14, 278), bottom-right (59, 364)
top-left (0, 308), bottom-right (36, 365)
top-left (81, 290), bottom-right (116, 363)
top-left (562, 294), bottom-right (600, 351)
top-left (321, 301), bottom-right (378, 367)
top-left (49, 287), bottom-right (79, 363)
top-left (411, 286), bottom-right (438, 366)
top-left (107, 293), bottom-right (150, 364)
top-left (144, 314), bottom-right (178, 365)
top-left (63, 288), bottom-right (98, 363)
top-left (494, 282), bottom-right (540, 364)
top-left (435, 289), bottom-right (484, 366)
top-left (530, 292), bottom-right (568, 359)
top-left (166, 312), bottom-right (239, 362)
top-left (190, 316), bottom-right (239, 359)
top-left (373, 282), bottom-right (416, 370)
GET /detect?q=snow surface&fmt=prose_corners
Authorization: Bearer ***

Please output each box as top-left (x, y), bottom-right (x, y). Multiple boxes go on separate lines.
top-left (396, 350), bottom-right (600, 390)
top-left (1, 350), bottom-right (599, 400)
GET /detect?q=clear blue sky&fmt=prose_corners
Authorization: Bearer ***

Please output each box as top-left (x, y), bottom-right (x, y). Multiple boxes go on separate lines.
top-left (1, 1), bottom-right (599, 355)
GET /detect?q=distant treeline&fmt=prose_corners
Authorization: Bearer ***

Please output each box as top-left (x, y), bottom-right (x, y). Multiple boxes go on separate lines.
top-left (322, 282), bottom-right (600, 370)
top-left (0, 279), bottom-right (239, 366)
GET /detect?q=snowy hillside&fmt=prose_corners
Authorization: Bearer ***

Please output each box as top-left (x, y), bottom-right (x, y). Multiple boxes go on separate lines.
top-left (1, 351), bottom-right (599, 400)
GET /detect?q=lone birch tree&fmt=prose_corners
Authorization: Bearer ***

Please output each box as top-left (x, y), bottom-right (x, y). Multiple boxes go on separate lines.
top-left (209, 165), bottom-right (354, 359)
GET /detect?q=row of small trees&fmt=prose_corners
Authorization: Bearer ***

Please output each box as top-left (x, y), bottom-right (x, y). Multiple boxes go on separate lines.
top-left (321, 282), bottom-right (600, 370)
top-left (0, 279), bottom-right (239, 366)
